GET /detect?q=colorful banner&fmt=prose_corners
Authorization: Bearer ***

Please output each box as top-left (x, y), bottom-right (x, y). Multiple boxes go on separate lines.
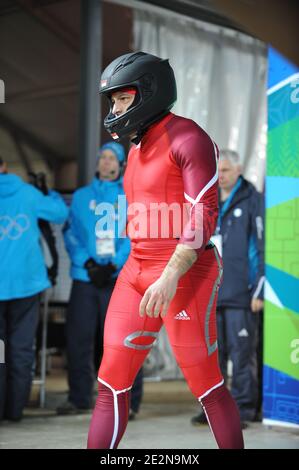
top-left (263, 47), bottom-right (299, 427)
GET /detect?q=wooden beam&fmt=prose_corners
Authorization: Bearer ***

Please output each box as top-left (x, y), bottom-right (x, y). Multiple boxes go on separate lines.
top-left (0, 113), bottom-right (68, 169)
top-left (7, 83), bottom-right (78, 103)
top-left (16, 0), bottom-right (80, 53)
top-left (212, 0), bottom-right (299, 65)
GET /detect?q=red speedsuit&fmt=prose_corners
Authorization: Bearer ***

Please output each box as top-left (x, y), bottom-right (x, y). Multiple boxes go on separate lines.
top-left (87, 113), bottom-right (243, 449)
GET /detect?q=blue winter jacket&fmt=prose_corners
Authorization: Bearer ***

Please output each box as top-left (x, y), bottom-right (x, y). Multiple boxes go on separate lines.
top-left (63, 176), bottom-right (130, 282)
top-left (217, 177), bottom-right (265, 309)
top-left (0, 174), bottom-right (69, 300)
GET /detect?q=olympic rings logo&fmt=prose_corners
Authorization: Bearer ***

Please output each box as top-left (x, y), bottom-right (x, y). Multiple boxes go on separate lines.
top-left (0, 214), bottom-right (31, 240)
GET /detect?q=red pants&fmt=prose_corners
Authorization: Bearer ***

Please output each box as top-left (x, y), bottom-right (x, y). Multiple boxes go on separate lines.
top-left (88, 243), bottom-right (243, 449)
top-left (98, 243), bottom-right (223, 398)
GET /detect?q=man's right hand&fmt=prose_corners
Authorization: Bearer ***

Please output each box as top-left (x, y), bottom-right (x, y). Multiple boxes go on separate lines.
top-left (251, 298), bottom-right (264, 313)
top-left (84, 258), bottom-right (116, 288)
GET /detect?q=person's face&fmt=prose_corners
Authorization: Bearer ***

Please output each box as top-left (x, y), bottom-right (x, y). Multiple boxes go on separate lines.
top-left (111, 90), bottom-right (135, 117)
top-left (0, 162), bottom-right (7, 174)
top-left (218, 159), bottom-right (241, 191)
top-left (97, 149), bottom-right (120, 180)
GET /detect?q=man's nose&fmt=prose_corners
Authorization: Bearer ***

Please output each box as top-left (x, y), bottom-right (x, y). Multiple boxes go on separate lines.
top-left (112, 102), bottom-right (121, 116)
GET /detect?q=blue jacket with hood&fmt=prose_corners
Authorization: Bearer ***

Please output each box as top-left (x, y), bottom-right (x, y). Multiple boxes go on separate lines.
top-left (64, 143), bottom-right (130, 282)
top-left (0, 174), bottom-right (68, 300)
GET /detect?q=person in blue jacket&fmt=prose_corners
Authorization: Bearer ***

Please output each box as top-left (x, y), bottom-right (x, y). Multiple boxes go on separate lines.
top-left (58, 142), bottom-right (142, 416)
top-left (192, 149), bottom-right (264, 427)
top-left (0, 157), bottom-right (68, 422)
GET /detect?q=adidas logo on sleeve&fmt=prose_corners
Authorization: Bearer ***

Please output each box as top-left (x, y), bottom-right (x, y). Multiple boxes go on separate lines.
top-left (174, 310), bottom-right (190, 320)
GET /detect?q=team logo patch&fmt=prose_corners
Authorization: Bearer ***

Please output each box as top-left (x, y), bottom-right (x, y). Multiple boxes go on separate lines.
top-left (101, 79), bottom-right (107, 87)
top-left (234, 208), bottom-right (242, 218)
top-left (174, 310), bottom-right (190, 320)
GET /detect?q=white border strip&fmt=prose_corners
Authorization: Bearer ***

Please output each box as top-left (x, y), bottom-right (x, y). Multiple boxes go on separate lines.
top-left (252, 275), bottom-right (265, 299)
top-left (201, 402), bottom-right (218, 443)
top-left (198, 378), bottom-right (224, 401)
top-left (184, 140), bottom-right (218, 206)
top-left (263, 418), bottom-right (299, 429)
top-left (267, 72), bottom-right (299, 96)
top-left (98, 377), bottom-right (132, 449)
top-left (97, 376), bottom-right (132, 394)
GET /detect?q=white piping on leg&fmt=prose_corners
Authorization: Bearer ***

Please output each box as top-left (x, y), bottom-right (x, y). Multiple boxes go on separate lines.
top-left (97, 377), bottom-right (132, 394)
top-left (197, 379), bottom-right (224, 449)
top-left (197, 378), bottom-right (224, 401)
top-left (111, 388), bottom-right (119, 450)
top-left (97, 377), bottom-right (132, 449)
top-left (200, 401), bottom-right (218, 446)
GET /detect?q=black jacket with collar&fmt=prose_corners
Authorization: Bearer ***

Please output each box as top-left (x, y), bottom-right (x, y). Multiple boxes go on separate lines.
top-left (217, 177), bottom-right (265, 309)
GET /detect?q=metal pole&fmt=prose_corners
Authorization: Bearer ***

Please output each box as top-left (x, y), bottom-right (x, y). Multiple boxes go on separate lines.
top-left (40, 290), bottom-right (49, 408)
top-left (78, 0), bottom-right (102, 187)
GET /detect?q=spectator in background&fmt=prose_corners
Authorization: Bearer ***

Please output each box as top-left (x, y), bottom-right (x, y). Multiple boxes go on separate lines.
top-left (28, 172), bottom-right (59, 287)
top-left (58, 142), bottom-right (143, 417)
top-left (191, 149), bottom-right (264, 427)
top-left (0, 157), bottom-right (68, 422)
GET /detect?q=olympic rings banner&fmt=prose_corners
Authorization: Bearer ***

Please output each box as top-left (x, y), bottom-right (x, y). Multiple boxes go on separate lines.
top-left (263, 48), bottom-right (299, 427)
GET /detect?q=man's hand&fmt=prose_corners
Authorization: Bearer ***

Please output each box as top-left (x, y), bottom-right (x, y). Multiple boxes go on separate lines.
top-left (251, 298), bottom-right (264, 313)
top-left (139, 271), bottom-right (179, 319)
top-left (139, 243), bottom-right (197, 318)
top-left (139, 244), bottom-right (197, 319)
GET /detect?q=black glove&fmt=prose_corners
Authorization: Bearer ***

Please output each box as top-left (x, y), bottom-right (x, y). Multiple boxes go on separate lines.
top-left (28, 172), bottom-right (49, 195)
top-left (47, 265), bottom-right (57, 286)
top-left (84, 259), bottom-right (116, 288)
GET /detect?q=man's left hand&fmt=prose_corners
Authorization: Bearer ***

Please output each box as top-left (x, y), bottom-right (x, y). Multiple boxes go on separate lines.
top-left (251, 298), bottom-right (264, 313)
top-left (139, 272), bottom-right (179, 318)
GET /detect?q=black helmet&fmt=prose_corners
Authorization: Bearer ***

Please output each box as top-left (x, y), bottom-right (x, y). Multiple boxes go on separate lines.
top-left (99, 52), bottom-right (177, 142)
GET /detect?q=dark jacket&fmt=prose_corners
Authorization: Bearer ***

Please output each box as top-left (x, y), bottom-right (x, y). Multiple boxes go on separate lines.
top-left (217, 177), bottom-right (264, 309)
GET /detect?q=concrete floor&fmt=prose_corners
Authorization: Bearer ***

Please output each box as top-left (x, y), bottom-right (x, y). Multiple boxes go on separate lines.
top-left (0, 374), bottom-right (298, 450)
top-left (1, 403), bottom-right (299, 449)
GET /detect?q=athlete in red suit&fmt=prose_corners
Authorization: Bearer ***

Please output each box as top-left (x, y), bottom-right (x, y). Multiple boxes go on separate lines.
top-left (87, 52), bottom-right (244, 449)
